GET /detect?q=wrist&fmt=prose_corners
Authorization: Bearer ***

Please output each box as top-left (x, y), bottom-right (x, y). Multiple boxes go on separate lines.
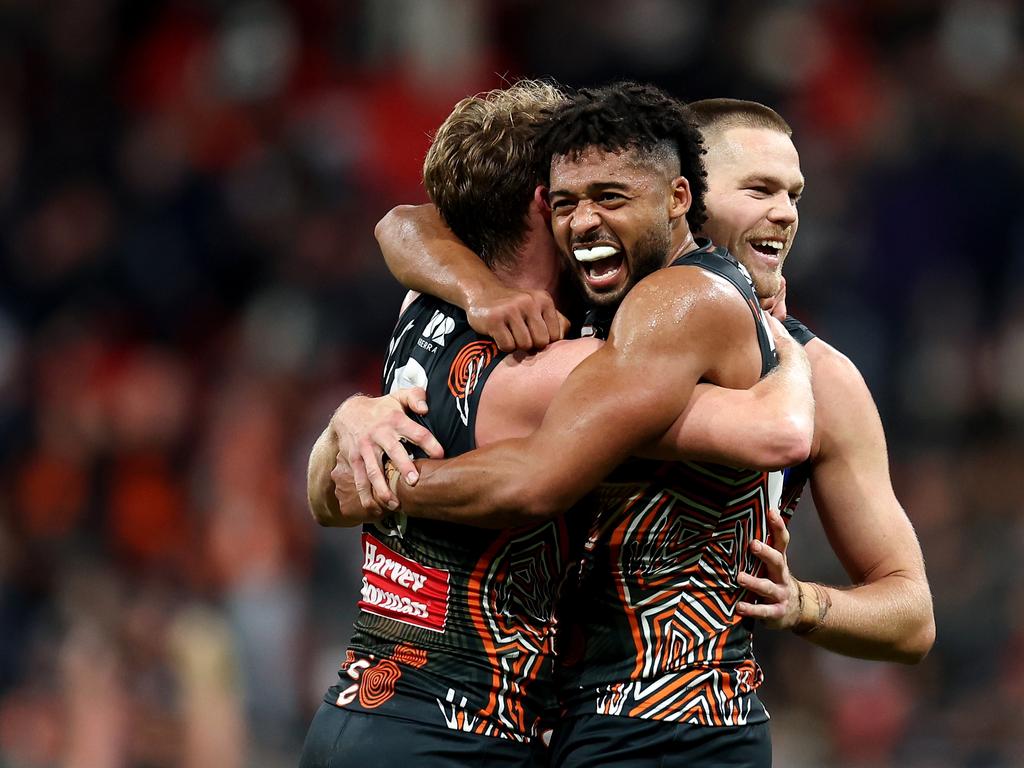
top-left (384, 459), bottom-right (402, 506)
top-left (792, 582), bottom-right (832, 636)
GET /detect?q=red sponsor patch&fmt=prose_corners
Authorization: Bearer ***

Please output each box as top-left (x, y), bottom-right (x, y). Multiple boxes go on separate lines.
top-left (359, 533), bottom-right (450, 632)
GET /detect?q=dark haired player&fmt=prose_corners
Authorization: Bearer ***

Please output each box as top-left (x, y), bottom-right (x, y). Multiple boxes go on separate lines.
top-left (337, 83), bottom-right (795, 766)
top-left (301, 82), bottom-right (813, 768)
top-left (328, 94), bottom-right (935, 765)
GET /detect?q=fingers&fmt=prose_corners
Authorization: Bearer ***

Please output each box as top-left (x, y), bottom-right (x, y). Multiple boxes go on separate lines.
top-left (398, 423), bottom-right (444, 461)
top-left (392, 387), bottom-right (429, 415)
top-left (336, 454), bottom-right (381, 516)
top-left (767, 314), bottom-right (790, 342)
top-left (735, 599), bottom-right (788, 622)
top-left (772, 277), bottom-right (788, 320)
top-left (375, 435), bottom-right (417, 486)
top-left (357, 443), bottom-right (396, 510)
top-left (540, 300), bottom-right (565, 344)
top-left (507, 313), bottom-right (533, 351)
top-left (737, 570), bottom-right (784, 602)
top-left (766, 509), bottom-right (790, 553)
top-left (524, 308), bottom-right (552, 351)
top-left (491, 324), bottom-right (516, 353)
top-left (749, 538), bottom-right (786, 581)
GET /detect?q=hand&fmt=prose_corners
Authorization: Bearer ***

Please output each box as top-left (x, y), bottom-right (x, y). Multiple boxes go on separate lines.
top-left (330, 454), bottom-right (381, 525)
top-left (759, 277), bottom-right (788, 320)
top-left (331, 389), bottom-right (444, 513)
top-left (767, 315), bottom-right (809, 376)
top-left (466, 284), bottom-right (571, 352)
top-left (735, 509), bottom-right (802, 629)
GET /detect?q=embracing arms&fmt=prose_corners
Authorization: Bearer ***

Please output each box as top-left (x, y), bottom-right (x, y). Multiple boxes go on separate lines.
top-left (376, 205), bottom-right (569, 351)
top-left (386, 267), bottom-right (767, 527)
top-left (734, 340), bottom-right (935, 663)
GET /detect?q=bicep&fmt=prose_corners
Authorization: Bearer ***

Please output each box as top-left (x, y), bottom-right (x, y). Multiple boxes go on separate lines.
top-left (809, 359), bottom-right (925, 584)
top-left (644, 383), bottom-right (766, 465)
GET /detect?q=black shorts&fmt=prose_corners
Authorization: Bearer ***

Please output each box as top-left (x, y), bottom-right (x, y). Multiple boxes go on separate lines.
top-left (547, 713), bottom-right (771, 768)
top-left (299, 703), bottom-right (542, 768)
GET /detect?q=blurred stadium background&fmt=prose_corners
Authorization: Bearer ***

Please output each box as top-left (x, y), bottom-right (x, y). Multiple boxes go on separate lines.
top-left (1, 1), bottom-right (1022, 766)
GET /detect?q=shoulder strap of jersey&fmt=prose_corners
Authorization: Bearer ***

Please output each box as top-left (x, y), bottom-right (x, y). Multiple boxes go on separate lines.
top-left (670, 239), bottom-right (777, 376)
top-left (382, 294), bottom-right (508, 458)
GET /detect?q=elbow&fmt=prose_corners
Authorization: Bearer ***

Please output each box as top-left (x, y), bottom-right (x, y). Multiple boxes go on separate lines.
top-left (374, 205), bottom-right (414, 245)
top-left (752, 416), bottom-right (813, 471)
top-left (504, 476), bottom-right (569, 526)
top-left (896, 608), bottom-right (937, 665)
top-left (774, 413), bottom-right (813, 468)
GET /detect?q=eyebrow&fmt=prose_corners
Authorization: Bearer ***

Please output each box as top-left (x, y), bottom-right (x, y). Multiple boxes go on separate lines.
top-left (738, 174), bottom-right (805, 194)
top-left (548, 181), bottom-right (631, 198)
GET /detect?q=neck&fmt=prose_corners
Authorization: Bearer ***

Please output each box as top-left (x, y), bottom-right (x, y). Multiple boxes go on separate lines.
top-left (492, 230), bottom-right (561, 295)
top-left (665, 230), bottom-right (697, 265)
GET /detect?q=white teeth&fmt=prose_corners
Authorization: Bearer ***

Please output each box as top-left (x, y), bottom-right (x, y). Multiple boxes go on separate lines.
top-left (574, 245), bottom-right (619, 262)
top-left (754, 239), bottom-right (782, 251)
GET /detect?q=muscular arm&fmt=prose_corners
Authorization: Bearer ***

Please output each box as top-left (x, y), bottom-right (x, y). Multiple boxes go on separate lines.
top-left (375, 205), bottom-right (497, 314)
top-left (640, 318), bottom-right (812, 469)
top-left (796, 340), bottom-right (935, 662)
top-left (392, 267), bottom-right (762, 527)
top-left (375, 204), bottom-right (567, 351)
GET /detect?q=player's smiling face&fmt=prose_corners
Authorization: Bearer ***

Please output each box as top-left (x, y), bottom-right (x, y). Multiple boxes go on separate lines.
top-left (700, 126), bottom-right (803, 298)
top-left (547, 146), bottom-right (687, 309)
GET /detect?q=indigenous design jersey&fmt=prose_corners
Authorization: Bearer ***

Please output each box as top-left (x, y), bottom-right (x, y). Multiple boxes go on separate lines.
top-left (326, 294), bottom-right (570, 744)
top-left (779, 315), bottom-right (816, 520)
top-left (558, 241), bottom-right (783, 728)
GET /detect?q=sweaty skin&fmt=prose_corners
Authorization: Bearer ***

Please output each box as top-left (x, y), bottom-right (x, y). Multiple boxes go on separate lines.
top-left (337, 117), bottom-right (934, 665)
top-left (382, 263), bottom-right (768, 529)
top-left (311, 314), bottom-right (811, 523)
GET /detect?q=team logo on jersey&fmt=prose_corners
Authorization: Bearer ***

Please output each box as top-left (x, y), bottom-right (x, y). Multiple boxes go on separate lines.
top-left (417, 310), bottom-right (456, 353)
top-left (448, 340), bottom-right (498, 426)
top-left (359, 534), bottom-right (450, 632)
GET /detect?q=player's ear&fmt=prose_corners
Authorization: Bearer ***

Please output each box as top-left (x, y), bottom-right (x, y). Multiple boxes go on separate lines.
top-left (534, 185), bottom-right (552, 223)
top-left (669, 176), bottom-right (691, 222)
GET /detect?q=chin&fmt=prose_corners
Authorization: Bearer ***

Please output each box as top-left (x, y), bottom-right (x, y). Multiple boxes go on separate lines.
top-left (754, 273), bottom-right (782, 299)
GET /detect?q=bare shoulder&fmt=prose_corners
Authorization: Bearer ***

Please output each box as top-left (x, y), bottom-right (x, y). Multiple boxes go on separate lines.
top-left (477, 336), bottom-right (603, 445)
top-left (611, 264), bottom-right (753, 340)
top-left (806, 337), bottom-right (871, 402)
top-left (806, 336), bottom-right (886, 457)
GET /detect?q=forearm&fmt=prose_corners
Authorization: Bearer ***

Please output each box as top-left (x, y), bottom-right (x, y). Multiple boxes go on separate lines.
top-left (375, 204), bottom-right (495, 309)
top-left (307, 427), bottom-right (343, 526)
top-left (794, 572), bottom-right (934, 663)
top-left (641, 350), bottom-right (814, 469)
top-left (393, 440), bottom-right (567, 529)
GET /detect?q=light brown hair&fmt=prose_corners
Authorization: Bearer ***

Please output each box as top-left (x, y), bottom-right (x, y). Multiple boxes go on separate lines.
top-left (423, 80), bottom-right (565, 268)
top-left (688, 98), bottom-right (792, 139)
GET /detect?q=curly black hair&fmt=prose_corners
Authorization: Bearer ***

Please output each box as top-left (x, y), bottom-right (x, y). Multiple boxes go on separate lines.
top-left (534, 82), bottom-right (708, 232)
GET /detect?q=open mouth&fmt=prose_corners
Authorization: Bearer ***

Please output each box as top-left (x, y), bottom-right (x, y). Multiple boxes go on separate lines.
top-left (574, 245), bottom-right (625, 288)
top-left (748, 238), bottom-right (784, 262)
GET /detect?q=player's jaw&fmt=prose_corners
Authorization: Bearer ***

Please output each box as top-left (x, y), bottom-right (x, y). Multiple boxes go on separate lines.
top-left (571, 230), bottom-right (628, 302)
top-left (569, 228), bottom-right (670, 308)
top-left (735, 225), bottom-right (792, 298)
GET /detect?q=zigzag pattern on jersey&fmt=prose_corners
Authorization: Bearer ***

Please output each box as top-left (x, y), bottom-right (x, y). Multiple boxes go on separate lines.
top-left (591, 460), bottom-right (774, 725)
top-left (593, 658), bottom-right (763, 725)
top-left (465, 520), bottom-right (568, 741)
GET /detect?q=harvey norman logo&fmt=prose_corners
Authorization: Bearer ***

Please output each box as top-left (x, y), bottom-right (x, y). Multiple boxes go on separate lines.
top-left (359, 534), bottom-right (450, 632)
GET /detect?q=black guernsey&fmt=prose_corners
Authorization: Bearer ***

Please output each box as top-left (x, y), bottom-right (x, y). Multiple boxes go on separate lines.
top-left (325, 294), bottom-right (570, 744)
top-left (779, 314), bottom-right (817, 518)
top-left (556, 240), bottom-right (784, 728)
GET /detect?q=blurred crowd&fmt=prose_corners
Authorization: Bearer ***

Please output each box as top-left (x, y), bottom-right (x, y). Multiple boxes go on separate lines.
top-left (1, 1), bottom-right (1023, 766)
